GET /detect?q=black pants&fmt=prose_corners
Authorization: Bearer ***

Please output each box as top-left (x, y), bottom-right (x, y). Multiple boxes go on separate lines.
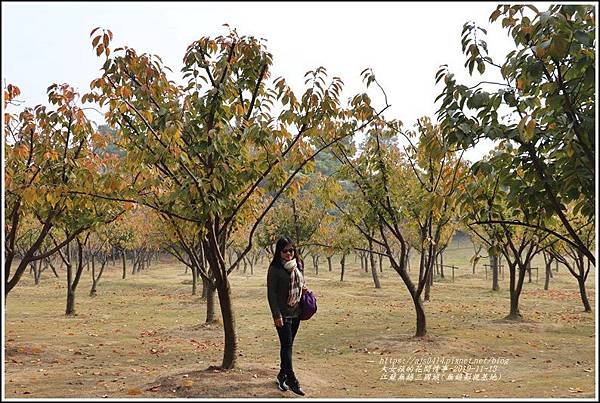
top-left (276, 316), bottom-right (301, 379)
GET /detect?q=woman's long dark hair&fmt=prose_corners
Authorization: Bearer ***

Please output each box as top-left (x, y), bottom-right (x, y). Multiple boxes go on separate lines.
top-left (270, 236), bottom-right (300, 269)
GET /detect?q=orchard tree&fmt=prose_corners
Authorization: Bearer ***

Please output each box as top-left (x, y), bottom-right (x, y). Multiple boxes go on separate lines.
top-left (460, 155), bottom-right (551, 319)
top-left (87, 27), bottom-right (388, 369)
top-left (86, 228), bottom-right (110, 297)
top-left (12, 213), bottom-right (61, 285)
top-left (4, 83), bottom-right (123, 298)
top-left (402, 118), bottom-right (467, 301)
top-left (436, 4), bottom-right (595, 265)
top-left (547, 209), bottom-right (594, 312)
top-left (339, 183), bottom-right (382, 288)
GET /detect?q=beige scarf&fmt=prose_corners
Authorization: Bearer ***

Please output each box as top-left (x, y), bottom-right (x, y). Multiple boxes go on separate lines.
top-left (283, 259), bottom-right (304, 307)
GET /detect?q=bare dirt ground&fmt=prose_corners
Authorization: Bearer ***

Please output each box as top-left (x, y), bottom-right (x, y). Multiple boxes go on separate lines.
top-left (4, 247), bottom-right (596, 398)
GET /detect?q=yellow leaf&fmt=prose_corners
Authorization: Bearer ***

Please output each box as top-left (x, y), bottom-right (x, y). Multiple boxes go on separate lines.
top-left (145, 111), bottom-right (154, 124)
top-left (22, 187), bottom-right (36, 204)
top-left (182, 380), bottom-right (194, 387)
top-left (234, 104), bottom-right (244, 116)
top-left (524, 118), bottom-right (536, 141)
top-left (535, 46), bottom-right (546, 58)
top-left (46, 192), bottom-right (59, 208)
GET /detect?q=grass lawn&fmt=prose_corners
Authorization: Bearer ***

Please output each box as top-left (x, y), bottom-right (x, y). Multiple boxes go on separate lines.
top-left (4, 244), bottom-right (596, 398)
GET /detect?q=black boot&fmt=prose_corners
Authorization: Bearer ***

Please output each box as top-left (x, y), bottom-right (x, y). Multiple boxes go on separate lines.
top-left (287, 377), bottom-right (305, 396)
top-left (276, 372), bottom-right (288, 391)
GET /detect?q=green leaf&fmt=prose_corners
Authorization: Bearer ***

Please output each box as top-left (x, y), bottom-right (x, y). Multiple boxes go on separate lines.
top-left (574, 30), bottom-right (590, 46)
top-left (477, 60), bottom-right (485, 74)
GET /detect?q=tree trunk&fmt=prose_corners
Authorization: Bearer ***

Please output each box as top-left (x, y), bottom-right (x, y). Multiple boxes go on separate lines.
top-left (201, 276), bottom-right (209, 299)
top-left (544, 263), bottom-right (552, 290)
top-left (424, 266), bottom-right (432, 301)
top-left (378, 254), bottom-right (383, 273)
top-left (90, 255), bottom-right (96, 296)
top-left (65, 242), bottom-right (75, 315)
top-left (121, 251), bottom-right (127, 279)
top-left (368, 240), bottom-right (381, 289)
top-left (327, 256), bottom-right (332, 272)
top-left (131, 250), bottom-right (137, 274)
top-left (90, 259), bottom-right (107, 297)
top-left (340, 254), bottom-right (346, 282)
top-left (216, 278), bottom-right (237, 369)
top-left (577, 277), bottom-right (592, 313)
top-left (206, 282), bottom-right (217, 323)
top-left (543, 252), bottom-right (553, 291)
top-left (204, 230), bottom-right (238, 370)
top-left (140, 251), bottom-right (145, 272)
top-left (33, 261), bottom-right (41, 285)
top-left (66, 241), bottom-right (86, 316)
top-left (506, 263), bottom-right (524, 320)
top-left (413, 294), bottom-right (427, 337)
top-left (66, 286), bottom-right (76, 316)
top-left (439, 252), bottom-right (445, 278)
top-left (191, 264), bottom-right (197, 296)
top-left (490, 253), bottom-right (499, 291)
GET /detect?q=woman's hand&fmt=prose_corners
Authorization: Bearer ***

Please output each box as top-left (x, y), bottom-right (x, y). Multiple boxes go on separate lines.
top-left (274, 317), bottom-right (284, 328)
top-left (302, 286), bottom-right (308, 295)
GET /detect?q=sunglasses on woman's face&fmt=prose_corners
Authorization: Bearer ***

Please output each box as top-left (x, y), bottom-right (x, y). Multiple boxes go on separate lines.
top-left (281, 248), bottom-right (295, 254)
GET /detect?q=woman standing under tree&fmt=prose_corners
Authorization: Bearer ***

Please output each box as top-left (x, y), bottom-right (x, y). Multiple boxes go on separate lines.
top-left (267, 236), bottom-right (308, 396)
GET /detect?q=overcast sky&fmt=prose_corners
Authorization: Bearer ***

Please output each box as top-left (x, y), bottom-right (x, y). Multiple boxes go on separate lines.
top-left (1, 1), bottom-right (554, 161)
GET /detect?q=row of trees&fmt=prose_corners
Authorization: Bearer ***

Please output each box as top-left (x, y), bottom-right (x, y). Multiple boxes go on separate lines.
top-left (4, 4), bottom-right (594, 370)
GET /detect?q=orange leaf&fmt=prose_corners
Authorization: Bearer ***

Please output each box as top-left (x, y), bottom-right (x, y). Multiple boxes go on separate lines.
top-left (127, 388), bottom-right (142, 395)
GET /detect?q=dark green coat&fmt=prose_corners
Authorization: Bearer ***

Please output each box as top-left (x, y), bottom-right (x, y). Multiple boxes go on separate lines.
top-left (267, 259), bottom-right (304, 319)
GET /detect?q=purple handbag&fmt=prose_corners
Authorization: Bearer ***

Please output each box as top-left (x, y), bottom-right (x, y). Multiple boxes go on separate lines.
top-left (299, 290), bottom-right (317, 321)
